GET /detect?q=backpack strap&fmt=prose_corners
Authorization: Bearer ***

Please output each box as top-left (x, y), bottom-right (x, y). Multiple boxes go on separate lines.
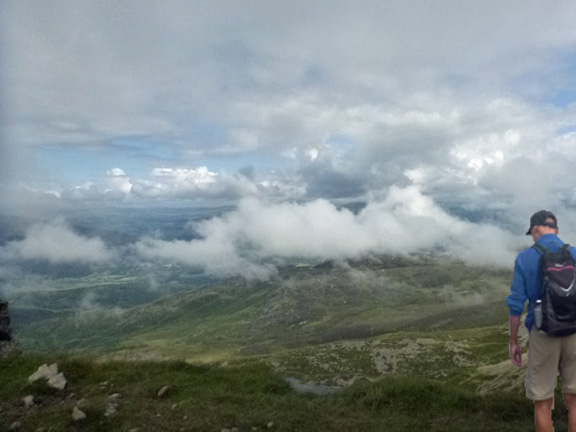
top-left (532, 243), bottom-right (571, 254)
top-left (533, 243), bottom-right (548, 255)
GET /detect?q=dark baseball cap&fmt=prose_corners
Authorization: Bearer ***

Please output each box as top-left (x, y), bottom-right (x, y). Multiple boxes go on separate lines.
top-left (526, 210), bottom-right (558, 235)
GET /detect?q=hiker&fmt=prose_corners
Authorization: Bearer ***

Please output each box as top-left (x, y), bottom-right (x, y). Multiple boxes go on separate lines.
top-left (507, 210), bottom-right (576, 432)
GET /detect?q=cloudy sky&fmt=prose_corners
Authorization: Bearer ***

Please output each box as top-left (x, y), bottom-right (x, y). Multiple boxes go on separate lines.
top-left (2, 1), bottom-right (576, 277)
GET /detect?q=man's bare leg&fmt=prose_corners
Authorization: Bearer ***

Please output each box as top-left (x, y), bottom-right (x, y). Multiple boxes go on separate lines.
top-left (563, 393), bottom-right (576, 432)
top-left (534, 398), bottom-right (554, 432)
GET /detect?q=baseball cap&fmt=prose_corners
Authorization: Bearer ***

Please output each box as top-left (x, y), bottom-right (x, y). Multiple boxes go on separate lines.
top-left (526, 210), bottom-right (558, 235)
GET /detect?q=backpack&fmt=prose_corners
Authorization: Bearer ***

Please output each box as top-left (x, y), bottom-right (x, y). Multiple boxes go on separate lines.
top-left (533, 243), bottom-right (576, 336)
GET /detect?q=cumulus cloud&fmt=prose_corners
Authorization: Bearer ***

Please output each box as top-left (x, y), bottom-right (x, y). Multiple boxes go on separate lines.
top-left (3, 1), bottom-right (576, 208)
top-left (135, 185), bottom-right (523, 279)
top-left (4, 0), bottom-right (576, 280)
top-left (8, 218), bottom-right (113, 264)
top-left (129, 166), bottom-right (263, 201)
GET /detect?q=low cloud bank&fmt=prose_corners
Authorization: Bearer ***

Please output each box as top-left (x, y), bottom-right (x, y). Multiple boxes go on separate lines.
top-left (0, 186), bottom-right (529, 282)
top-left (135, 185), bottom-right (523, 279)
top-left (6, 218), bottom-right (114, 264)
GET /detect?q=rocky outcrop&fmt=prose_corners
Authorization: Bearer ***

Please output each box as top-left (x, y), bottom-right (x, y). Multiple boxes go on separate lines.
top-left (0, 301), bottom-right (12, 341)
top-left (28, 364), bottom-right (68, 390)
top-left (0, 301), bottom-right (21, 358)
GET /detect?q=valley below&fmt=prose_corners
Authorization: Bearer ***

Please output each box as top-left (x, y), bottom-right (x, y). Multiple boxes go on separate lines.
top-left (1, 254), bottom-right (543, 431)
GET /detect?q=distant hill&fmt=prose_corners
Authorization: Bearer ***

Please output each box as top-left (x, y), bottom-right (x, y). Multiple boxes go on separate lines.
top-left (13, 255), bottom-right (517, 391)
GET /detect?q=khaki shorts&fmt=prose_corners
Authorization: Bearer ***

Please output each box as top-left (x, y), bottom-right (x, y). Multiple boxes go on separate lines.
top-left (526, 330), bottom-right (576, 400)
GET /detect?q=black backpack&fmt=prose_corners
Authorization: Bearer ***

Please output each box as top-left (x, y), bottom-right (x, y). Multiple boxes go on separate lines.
top-left (533, 243), bottom-right (576, 336)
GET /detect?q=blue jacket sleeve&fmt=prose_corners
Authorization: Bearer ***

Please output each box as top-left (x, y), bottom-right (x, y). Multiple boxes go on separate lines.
top-left (506, 255), bottom-right (527, 316)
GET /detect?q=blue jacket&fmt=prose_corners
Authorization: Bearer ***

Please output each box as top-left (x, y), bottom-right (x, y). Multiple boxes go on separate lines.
top-left (506, 233), bottom-right (576, 332)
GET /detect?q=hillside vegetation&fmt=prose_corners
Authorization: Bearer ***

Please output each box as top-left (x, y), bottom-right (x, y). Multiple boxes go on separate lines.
top-left (11, 256), bottom-right (520, 390)
top-left (2, 255), bottom-right (556, 430)
top-left (0, 354), bottom-right (552, 432)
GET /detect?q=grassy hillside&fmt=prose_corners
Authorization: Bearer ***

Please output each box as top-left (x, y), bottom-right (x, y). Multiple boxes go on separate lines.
top-left (11, 255), bottom-right (519, 393)
top-left (0, 353), bottom-right (549, 432)
top-left (2, 255), bottom-right (549, 430)
top-left (16, 256), bottom-right (511, 358)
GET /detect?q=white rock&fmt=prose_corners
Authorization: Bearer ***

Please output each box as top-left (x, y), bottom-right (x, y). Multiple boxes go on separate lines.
top-left (72, 406), bottom-right (87, 421)
top-left (267, 422), bottom-right (274, 429)
top-left (28, 364), bottom-right (58, 382)
top-left (47, 372), bottom-right (67, 390)
top-left (22, 395), bottom-right (34, 408)
top-left (8, 422), bottom-right (22, 430)
top-left (108, 393), bottom-right (122, 404)
top-left (105, 402), bottom-right (118, 417)
top-left (157, 386), bottom-right (171, 397)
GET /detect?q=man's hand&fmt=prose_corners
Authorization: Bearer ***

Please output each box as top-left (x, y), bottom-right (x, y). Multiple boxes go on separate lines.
top-left (509, 341), bottom-right (522, 367)
top-left (508, 314), bottom-right (522, 367)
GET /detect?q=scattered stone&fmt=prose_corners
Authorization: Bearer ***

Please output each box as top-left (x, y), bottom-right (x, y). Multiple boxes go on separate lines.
top-left (72, 406), bottom-right (87, 421)
top-left (267, 422), bottom-right (274, 429)
top-left (105, 393), bottom-right (122, 417)
top-left (28, 364), bottom-right (58, 382)
top-left (157, 385), bottom-right (171, 397)
top-left (231, 428), bottom-right (239, 432)
top-left (77, 398), bottom-right (88, 408)
top-left (8, 422), bottom-right (22, 430)
top-left (23, 395), bottom-right (34, 408)
top-left (47, 372), bottom-right (67, 390)
top-left (28, 364), bottom-right (68, 390)
top-left (105, 402), bottom-right (118, 417)
top-left (108, 393), bottom-right (122, 404)
top-left (221, 429), bottom-right (231, 432)
top-left (128, 429), bottom-right (140, 432)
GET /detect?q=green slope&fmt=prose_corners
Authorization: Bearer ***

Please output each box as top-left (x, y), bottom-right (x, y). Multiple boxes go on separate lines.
top-left (15, 256), bottom-right (514, 385)
top-left (0, 354), bottom-right (546, 432)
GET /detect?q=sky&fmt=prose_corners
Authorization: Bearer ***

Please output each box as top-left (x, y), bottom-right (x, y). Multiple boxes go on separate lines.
top-left (3, 1), bottom-right (576, 278)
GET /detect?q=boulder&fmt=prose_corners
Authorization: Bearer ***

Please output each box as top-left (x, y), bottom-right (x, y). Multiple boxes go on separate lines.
top-left (28, 364), bottom-right (68, 390)
top-left (47, 372), bottom-right (67, 390)
top-left (28, 364), bottom-right (58, 382)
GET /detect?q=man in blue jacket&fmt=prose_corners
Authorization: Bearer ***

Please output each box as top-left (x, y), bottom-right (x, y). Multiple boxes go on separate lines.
top-left (507, 210), bottom-right (576, 432)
